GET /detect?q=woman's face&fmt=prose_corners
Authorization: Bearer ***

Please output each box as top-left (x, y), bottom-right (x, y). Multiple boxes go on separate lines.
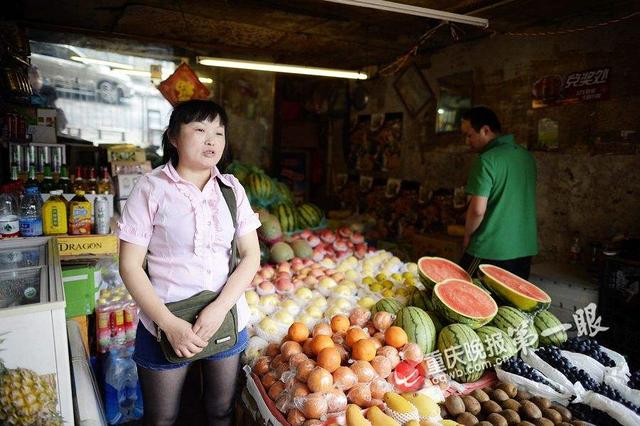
top-left (172, 116), bottom-right (225, 171)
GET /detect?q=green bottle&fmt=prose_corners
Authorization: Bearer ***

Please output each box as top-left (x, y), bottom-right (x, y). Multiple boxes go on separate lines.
top-left (40, 164), bottom-right (54, 194)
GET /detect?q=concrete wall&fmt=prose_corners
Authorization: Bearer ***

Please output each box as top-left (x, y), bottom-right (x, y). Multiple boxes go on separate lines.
top-left (341, 21), bottom-right (640, 260)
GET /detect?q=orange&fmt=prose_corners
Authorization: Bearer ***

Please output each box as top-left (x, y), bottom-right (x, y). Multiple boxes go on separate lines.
top-left (302, 338), bottom-right (314, 357)
top-left (316, 346), bottom-right (342, 372)
top-left (351, 338), bottom-right (377, 361)
top-left (312, 322), bottom-right (333, 337)
top-left (384, 326), bottom-right (408, 348)
top-left (310, 335), bottom-right (335, 356)
top-left (288, 322), bottom-right (310, 343)
top-left (330, 315), bottom-right (350, 333)
top-left (345, 327), bottom-right (368, 347)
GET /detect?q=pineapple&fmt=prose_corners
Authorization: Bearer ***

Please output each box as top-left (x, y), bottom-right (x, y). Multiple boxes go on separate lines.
top-left (0, 334), bottom-right (63, 426)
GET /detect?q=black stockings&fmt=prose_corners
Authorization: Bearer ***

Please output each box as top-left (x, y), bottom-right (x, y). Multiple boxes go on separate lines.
top-left (137, 354), bottom-right (241, 426)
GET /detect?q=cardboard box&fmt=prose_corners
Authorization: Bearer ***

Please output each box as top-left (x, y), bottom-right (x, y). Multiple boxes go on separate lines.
top-left (69, 315), bottom-right (90, 354)
top-left (57, 235), bottom-right (118, 257)
top-left (62, 265), bottom-right (96, 318)
top-left (106, 145), bottom-right (146, 162)
top-left (115, 174), bottom-right (142, 198)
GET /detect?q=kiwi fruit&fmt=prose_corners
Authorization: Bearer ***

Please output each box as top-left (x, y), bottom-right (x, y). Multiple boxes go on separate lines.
top-left (487, 413), bottom-right (508, 426)
top-left (440, 404), bottom-right (448, 418)
top-left (497, 382), bottom-right (518, 398)
top-left (462, 395), bottom-right (481, 416)
top-left (530, 396), bottom-right (551, 409)
top-left (478, 422), bottom-right (494, 426)
top-left (456, 412), bottom-right (479, 426)
top-left (445, 395), bottom-right (465, 416)
top-left (521, 400), bottom-right (542, 420)
top-left (518, 422), bottom-right (536, 426)
top-left (541, 408), bottom-right (562, 424)
top-left (516, 389), bottom-right (532, 400)
top-left (559, 423), bottom-right (573, 426)
top-left (492, 389), bottom-right (510, 402)
top-left (551, 404), bottom-right (572, 422)
top-left (502, 398), bottom-right (521, 411)
top-left (533, 419), bottom-right (554, 426)
top-left (501, 408), bottom-right (521, 425)
top-left (472, 389), bottom-right (491, 403)
top-left (482, 400), bottom-right (502, 415)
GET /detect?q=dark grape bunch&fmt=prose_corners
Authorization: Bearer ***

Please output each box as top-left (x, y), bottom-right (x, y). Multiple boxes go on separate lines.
top-left (563, 337), bottom-right (616, 367)
top-left (538, 347), bottom-right (640, 415)
top-left (569, 403), bottom-right (622, 426)
top-left (628, 370), bottom-right (640, 390)
top-left (500, 356), bottom-right (556, 389)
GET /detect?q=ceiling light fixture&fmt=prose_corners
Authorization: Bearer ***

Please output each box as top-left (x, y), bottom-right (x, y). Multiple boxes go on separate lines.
top-left (197, 57), bottom-right (368, 80)
top-left (322, 0), bottom-right (488, 28)
top-left (70, 56), bottom-right (134, 69)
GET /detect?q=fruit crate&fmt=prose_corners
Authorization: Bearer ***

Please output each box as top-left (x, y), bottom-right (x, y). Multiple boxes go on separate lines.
top-left (597, 255), bottom-right (640, 369)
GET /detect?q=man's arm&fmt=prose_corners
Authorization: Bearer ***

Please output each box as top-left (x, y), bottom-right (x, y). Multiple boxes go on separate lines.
top-left (464, 195), bottom-right (488, 248)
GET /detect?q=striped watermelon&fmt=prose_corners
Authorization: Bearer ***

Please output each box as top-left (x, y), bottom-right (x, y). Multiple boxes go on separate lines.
top-left (272, 203), bottom-right (297, 233)
top-left (418, 257), bottom-right (472, 289)
top-left (490, 306), bottom-right (538, 351)
top-left (370, 298), bottom-right (403, 316)
top-left (534, 310), bottom-right (567, 347)
top-left (437, 324), bottom-right (487, 383)
top-left (432, 279), bottom-right (498, 329)
top-left (297, 203), bottom-right (323, 229)
top-left (407, 288), bottom-right (434, 312)
top-left (274, 181), bottom-right (294, 204)
top-left (394, 307), bottom-right (436, 354)
top-left (475, 326), bottom-right (517, 366)
top-left (479, 264), bottom-right (551, 313)
top-left (425, 311), bottom-right (444, 334)
top-left (247, 173), bottom-right (274, 201)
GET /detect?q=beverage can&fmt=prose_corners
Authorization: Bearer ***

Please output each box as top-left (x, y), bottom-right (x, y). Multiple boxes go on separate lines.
top-left (51, 147), bottom-right (63, 174)
top-left (94, 195), bottom-right (110, 234)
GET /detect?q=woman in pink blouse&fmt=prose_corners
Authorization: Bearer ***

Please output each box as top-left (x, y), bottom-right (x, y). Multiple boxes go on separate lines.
top-left (117, 100), bottom-right (260, 425)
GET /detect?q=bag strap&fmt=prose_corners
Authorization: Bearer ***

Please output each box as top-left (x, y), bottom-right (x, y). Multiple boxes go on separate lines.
top-left (216, 176), bottom-right (239, 273)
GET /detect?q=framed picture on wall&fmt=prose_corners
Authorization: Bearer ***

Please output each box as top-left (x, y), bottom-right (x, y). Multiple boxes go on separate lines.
top-left (394, 64), bottom-right (434, 116)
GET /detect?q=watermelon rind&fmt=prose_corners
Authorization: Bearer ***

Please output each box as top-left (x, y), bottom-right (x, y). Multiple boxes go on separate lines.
top-left (475, 325), bottom-right (517, 366)
top-left (394, 306), bottom-right (436, 354)
top-left (534, 310), bottom-right (567, 347)
top-left (437, 324), bottom-right (487, 383)
top-left (432, 279), bottom-right (498, 329)
top-left (490, 306), bottom-right (538, 351)
top-left (417, 256), bottom-right (472, 289)
top-left (479, 264), bottom-right (551, 313)
top-left (371, 298), bottom-right (404, 316)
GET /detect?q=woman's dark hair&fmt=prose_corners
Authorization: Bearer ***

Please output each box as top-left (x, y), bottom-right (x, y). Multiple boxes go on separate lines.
top-left (161, 99), bottom-right (229, 167)
top-left (461, 106), bottom-right (502, 133)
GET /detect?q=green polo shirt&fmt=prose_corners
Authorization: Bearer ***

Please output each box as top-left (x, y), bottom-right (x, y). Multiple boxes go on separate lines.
top-left (465, 134), bottom-right (538, 260)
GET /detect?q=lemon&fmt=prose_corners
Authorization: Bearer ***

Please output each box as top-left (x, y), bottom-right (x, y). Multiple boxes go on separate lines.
top-left (402, 271), bottom-right (414, 280)
top-left (358, 297), bottom-right (376, 309)
top-left (362, 276), bottom-right (375, 286)
top-left (382, 279), bottom-right (395, 290)
top-left (403, 278), bottom-right (416, 287)
top-left (375, 273), bottom-right (387, 281)
top-left (382, 288), bottom-right (395, 298)
top-left (391, 272), bottom-right (403, 282)
top-left (396, 287), bottom-right (409, 297)
top-left (406, 262), bottom-right (418, 274)
top-left (370, 283), bottom-right (384, 293)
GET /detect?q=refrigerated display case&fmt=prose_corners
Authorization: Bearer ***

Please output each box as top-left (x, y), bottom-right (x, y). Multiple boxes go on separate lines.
top-left (0, 236), bottom-right (74, 425)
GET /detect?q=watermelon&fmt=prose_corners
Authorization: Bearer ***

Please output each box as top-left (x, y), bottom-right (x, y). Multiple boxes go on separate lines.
top-left (425, 311), bottom-right (444, 334)
top-left (417, 257), bottom-right (472, 289)
top-left (432, 279), bottom-right (498, 329)
top-left (297, 203), bottom-right (323, 229)
top-left (479, 264), bottom-right (551, 313)
top-left (272, 203), bottom-right (297, 233)
top-left (246, 172), bottom-right (274, 201)
top-left (394, 307), bottom-right (437, 354)
top-left (490, 306), bottom-right (538, 351)
top-left (371, 298), bottom-right (403, 315)
top-left (472, 278), bottom-right (492, 295)
top-left (475, 326), bottom-right (517, 366)
top-left (274, 181), bottom-right (293, 204)
top-left (407, 287), bottom-right (434, 312)
top-left (534, 310), bottom-right (567, 347)
top-left (437, 324), bottom-right (487, 383)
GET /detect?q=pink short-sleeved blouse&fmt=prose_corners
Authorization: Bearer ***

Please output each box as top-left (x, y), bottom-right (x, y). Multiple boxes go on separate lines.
top-left (116, 162), bottom-right (261, 336)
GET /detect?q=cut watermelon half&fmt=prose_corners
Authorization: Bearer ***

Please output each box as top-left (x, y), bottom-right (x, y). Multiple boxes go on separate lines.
top-left (417, 256), bottom-right (472, 289)
top-left (479, 264), bottom-right (551, 313)
top-left (432, 278), bottom-right (498, 329)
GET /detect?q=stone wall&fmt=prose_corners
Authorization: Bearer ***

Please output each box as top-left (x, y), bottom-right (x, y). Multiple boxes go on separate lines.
top-left (339, 20), bottom-right (640, 260)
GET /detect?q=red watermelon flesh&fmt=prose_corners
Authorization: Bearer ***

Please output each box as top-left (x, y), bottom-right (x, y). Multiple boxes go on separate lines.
top-left (436, 279), bottom-right (497, 319)
top-left (483, 265), bottom-right (549, 300)
top-left (418, 257), bottom-right (472, 287)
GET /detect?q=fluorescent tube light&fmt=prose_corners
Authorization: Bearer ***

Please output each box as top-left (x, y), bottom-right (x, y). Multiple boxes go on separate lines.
top-left (322, 0), bottom-right (488, 28)
top-left (198, 77), bottom-right (213, 84)
top-left (70, 56), bottom-right (134, 69)
top-left (197, 57), bottom-right (367, 80)
top-left (111, 69), bottom-right (151, 77)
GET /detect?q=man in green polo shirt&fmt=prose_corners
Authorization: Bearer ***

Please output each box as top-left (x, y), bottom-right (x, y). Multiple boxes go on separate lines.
top-left (459, 106), bottom-right (538, 279)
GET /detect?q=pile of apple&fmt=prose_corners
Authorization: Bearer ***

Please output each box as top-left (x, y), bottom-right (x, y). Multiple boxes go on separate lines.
top-left (292, 227), bottom-right (369, 263)
top-left (251, 309), bottom-right (429, 425)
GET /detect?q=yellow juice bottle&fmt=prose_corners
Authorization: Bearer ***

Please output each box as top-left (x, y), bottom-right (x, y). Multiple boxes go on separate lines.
top-left (43, 190), bottom-right (68, 235)
top-left (68, 190), bottom-right (92, 235)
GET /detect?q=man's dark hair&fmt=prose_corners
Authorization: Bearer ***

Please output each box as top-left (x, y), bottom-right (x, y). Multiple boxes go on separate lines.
top-left (161, 99), bottom-right (229, 167)
top-left (462, 106), bottom-right (501, 133)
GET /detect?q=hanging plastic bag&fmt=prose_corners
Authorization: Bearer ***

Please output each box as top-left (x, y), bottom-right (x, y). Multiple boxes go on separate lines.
top-left (157, 63), bottom-right (210, 106)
